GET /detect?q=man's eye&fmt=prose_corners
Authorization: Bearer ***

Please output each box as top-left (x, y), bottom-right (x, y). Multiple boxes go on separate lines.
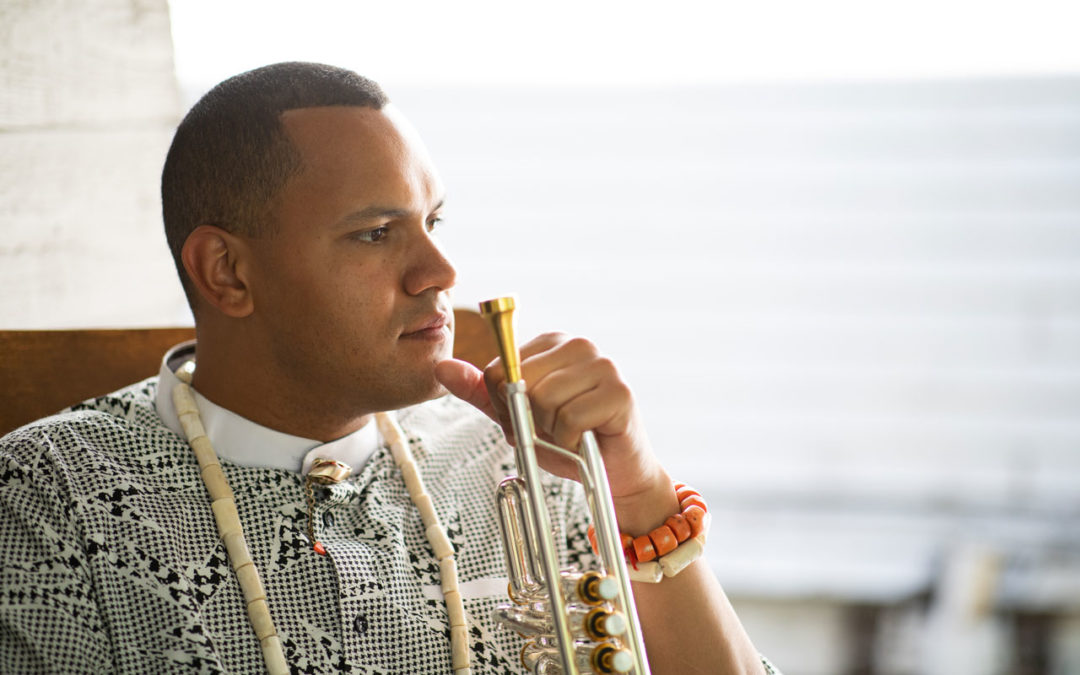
top-left (354, 226), bottom-right (389, 243)
top-left (427, 216), bottom-right (443, 232)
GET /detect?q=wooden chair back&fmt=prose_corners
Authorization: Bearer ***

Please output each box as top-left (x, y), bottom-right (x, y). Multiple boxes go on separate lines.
top-left (0, 308), bottom-right (495, 436)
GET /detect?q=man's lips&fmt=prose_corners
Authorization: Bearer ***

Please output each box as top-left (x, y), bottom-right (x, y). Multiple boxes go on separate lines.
top-left (400, 313), bottom-right (451, 339)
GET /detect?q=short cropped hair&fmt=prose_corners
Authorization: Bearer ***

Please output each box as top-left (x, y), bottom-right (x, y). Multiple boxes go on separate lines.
top-left (161, 61), bottom-right (388, 304)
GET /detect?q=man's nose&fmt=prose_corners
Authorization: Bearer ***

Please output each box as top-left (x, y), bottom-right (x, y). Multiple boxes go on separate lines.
top-left (404, 229), bottom-right (456, 296)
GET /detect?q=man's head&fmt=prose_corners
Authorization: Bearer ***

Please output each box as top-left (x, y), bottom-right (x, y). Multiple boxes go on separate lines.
top-left (162, 62), bottom-right (389, 303)
top-left (162, 63), bottom-right (456, 438)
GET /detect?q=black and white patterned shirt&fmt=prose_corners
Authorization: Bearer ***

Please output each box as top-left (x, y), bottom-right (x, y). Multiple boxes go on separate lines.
top-left (0, 345), bottom-right (780, 674)
top-left (0, 349), bottom-right (596, 674)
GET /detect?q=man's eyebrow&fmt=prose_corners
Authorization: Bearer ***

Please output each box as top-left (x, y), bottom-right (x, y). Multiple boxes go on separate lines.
top-left (341, 206), bottom-right (411, 222)
top-left (340, 200), bottom-right (445, 223)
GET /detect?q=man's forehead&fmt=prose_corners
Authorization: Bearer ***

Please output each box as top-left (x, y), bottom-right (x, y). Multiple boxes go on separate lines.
top-left (278, 104), bottom-right (433, 162)
top-left (274, 103), bottom-right (445, 210)
top-left (279, 105), bottom-right (390, 143)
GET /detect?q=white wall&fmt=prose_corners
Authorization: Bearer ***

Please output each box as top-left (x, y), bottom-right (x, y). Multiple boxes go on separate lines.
top-left (0, 0), bottom-right (188, 328)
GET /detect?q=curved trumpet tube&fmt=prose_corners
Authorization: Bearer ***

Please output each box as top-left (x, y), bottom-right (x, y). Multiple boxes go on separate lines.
top-left (480, 297), bottom-right (651, 675)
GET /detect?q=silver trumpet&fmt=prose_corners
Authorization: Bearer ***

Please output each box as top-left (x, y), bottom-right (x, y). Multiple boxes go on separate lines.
top-left (480, 297), bottom-right (651, 675)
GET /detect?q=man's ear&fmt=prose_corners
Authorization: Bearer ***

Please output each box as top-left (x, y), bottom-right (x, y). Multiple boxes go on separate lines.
top-left (181, 225), bottom-right (255, 318)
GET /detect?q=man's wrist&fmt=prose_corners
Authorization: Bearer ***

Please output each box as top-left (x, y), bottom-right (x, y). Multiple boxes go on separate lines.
top-left (611, 471), bottom-right (680, 535)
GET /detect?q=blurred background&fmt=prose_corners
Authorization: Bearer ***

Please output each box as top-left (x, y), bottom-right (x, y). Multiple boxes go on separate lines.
top-left (2, 0), bottom-right (1079, 672)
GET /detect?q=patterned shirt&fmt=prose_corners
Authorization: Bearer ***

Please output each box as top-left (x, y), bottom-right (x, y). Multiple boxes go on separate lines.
top-left (0, 370), bottom-right (599, 674)
top-left (0, 349), bottom-right (780, 674)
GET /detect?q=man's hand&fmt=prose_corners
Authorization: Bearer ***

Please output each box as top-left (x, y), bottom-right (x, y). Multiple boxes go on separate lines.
top-left (438, 333), bottom-right (769, 675)
top-left (434, 332), bottom-right (677, 534)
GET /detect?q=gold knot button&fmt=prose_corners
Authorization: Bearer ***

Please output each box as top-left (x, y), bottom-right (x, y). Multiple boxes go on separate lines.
top-left (307, 458), bottom-right (352, 485)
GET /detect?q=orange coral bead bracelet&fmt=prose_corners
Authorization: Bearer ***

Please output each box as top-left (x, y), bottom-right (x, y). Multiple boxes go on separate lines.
top-left (587, 482), bottom-right (710, 581)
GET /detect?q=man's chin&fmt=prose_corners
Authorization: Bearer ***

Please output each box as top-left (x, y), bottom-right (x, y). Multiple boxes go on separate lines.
top-left (380, 375), bottom-right (450, 412)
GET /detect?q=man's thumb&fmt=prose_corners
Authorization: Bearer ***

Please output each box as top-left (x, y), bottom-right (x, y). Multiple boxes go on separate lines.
top-left (434, 358), bottom-right (496, 420)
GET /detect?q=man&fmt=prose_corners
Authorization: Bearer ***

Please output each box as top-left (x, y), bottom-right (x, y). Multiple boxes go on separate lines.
top-left (1, 62), bottom-right (772, 674)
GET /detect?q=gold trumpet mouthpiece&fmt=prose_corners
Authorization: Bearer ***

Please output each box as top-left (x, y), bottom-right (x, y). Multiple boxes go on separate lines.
top-left (479, 296), bottom-right (522, 384)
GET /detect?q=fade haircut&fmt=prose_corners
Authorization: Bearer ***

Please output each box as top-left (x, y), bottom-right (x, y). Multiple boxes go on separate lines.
top-left (161, 61), bottom-right (389, 305)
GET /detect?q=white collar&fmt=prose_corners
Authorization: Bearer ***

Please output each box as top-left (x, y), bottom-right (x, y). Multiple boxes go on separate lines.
top-left (154, 341), bottom-right (379, 475)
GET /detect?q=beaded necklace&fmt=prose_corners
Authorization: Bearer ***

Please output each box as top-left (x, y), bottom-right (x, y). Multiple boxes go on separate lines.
top-left (171, 364), bottom-right (471, 675)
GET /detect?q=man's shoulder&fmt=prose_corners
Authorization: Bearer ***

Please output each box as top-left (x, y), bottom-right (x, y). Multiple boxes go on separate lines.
top-left (1, 376), bottom-right (184, 468)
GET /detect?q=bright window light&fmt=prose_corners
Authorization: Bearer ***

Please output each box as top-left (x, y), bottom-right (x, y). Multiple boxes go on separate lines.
top-left (168, 0), bottom-right (1080, 90)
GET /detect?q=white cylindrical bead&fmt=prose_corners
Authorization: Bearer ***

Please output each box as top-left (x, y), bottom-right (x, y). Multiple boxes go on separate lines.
top-left (210, 498), bottom-right (242, 539)
top-left (201, 464), bottom-right (233, 502)
top-left (444, 589), bottom-right (467, 628)
top-left (223, 531), bottom-right (253, 571)
top-left (172, 384), bottom-right (198, 415)
top-left (389, 442), bottom-right (412, 467)
top-left (234, 561), bottom-right (264, 599)
top-left (415, 494), bottom-right (439, 530)
top-left (450, 625), bottom-right (469, 669)
top-left (189, 436), bottom-right (218, 470)
top-left (627, 561), bottom-right (663, 583)
top-left (453, 669), bottom-right (472, 675)
top-left (376, 413), bottom-right (408, 454)
top-left (246, 591), bottom-right (268, 609)
top-left (178, 411), bottom-right (207, 442)
top-left (174, 363), bottom-right (194, 384)
top-left (660, 536), bottom-right (704, 578)
top-left (260, 635), bottom-right (289, 675)
top-left (374, 411), bottom-right (402, 442)
top-left (399, 460), bottom-right (423, 497)
top-left (247, 597), bottom-right (276, 640)
top-left (439, 557), bottom-right (459, 595)
top-left (426, 524), bottom-right (454, 560)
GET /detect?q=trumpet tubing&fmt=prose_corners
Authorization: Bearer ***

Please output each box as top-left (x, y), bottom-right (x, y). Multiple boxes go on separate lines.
top-left (480, 297), bottom-right (651, 675)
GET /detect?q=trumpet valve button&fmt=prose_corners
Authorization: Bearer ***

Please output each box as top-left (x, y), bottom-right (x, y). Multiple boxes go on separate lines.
top-left (609, 648), bottom-right (633, 673)
top-left (601, 612), bottom-right (626, 637)
top-left (584, 607), bottom-right (626, 639)
top-left (596, 576), bottom-right (618, 601)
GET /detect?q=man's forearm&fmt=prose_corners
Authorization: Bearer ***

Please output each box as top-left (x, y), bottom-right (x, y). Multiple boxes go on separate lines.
top-left (634, 558), bottom-right (765, 675)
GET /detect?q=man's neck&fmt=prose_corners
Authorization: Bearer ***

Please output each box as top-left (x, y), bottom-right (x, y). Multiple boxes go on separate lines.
top-left (190, 341), bottom-right (373, 443)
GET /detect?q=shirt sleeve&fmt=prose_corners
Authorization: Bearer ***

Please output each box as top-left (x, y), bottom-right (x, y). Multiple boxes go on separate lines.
top-left (0, 436), bottom-right (111, 672)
